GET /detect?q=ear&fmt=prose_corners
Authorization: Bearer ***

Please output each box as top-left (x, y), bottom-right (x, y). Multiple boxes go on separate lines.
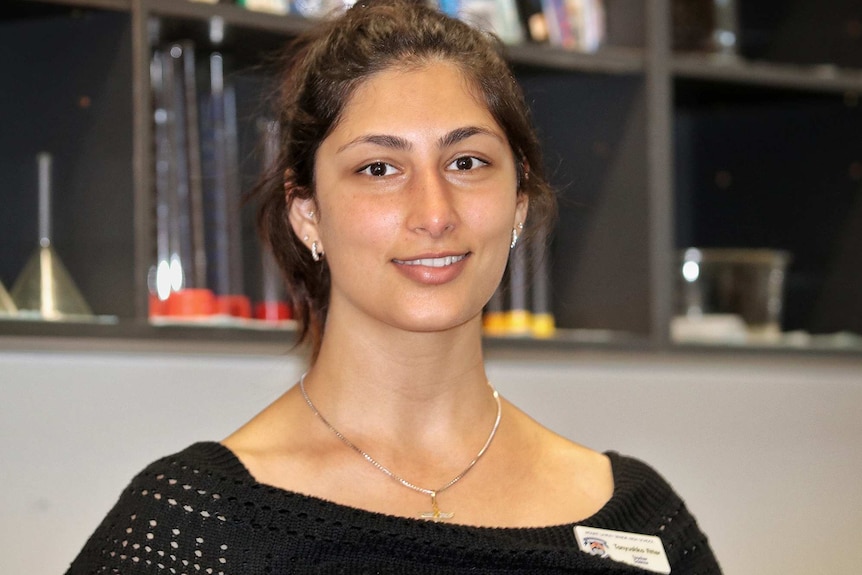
top-left (514, 192), bottom-right (529, 230)
top-left (514, 158), bottom-right (530, 227)
top-left (285, 175), bottom-right (320, 249)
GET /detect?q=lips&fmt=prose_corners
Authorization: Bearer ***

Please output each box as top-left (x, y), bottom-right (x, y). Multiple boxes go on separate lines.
top-left (391, 253), bottom-right (470, 285)
top-left (392, 254), bottom-right (467, 268)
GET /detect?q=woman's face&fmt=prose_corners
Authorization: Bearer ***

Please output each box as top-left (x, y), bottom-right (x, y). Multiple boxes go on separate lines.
top-left (293, 60), bottom-right (527, 335)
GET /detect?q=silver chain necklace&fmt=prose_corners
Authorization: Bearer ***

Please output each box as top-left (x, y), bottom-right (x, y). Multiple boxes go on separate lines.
top-left (299, 373), bottom-right (502, 521)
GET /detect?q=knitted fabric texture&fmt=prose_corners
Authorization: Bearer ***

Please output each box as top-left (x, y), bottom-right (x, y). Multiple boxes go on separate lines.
top-left (66, 442), bottom-right (721, 574)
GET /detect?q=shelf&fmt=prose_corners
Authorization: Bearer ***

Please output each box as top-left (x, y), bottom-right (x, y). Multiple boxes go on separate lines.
top-left (507, 44), bottom-right (644, 75)
top-left (144, 1), bottom-right (643, 77)
top-left (2, 317), bottom-right (860, 359)
top-left (7, 3), bottom-right (645, 80)
top-left (17, 0), bottom-right (130, 11)
top-left (673, 53), bottom-right (862, 94)
top-left (144, 0), bottom-right (309, 37)
top-left (4, 0), bottom-right (862, 356)
top-left (0, 317), bottom-right (644, 356)
top-left (0, 316), bottom-right (298, 353)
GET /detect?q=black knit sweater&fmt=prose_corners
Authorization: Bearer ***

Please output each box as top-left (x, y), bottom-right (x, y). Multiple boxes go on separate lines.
top-left (66, 442), bottom-right (721, 574)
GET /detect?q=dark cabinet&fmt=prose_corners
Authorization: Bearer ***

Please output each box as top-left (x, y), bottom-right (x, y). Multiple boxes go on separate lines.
top-left (2, 0), bottom-right (860, 353)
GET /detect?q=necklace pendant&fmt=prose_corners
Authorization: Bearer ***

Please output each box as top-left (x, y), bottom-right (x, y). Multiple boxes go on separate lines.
top-left (420, 492), bottom-right (454, 522)
top-left (420, 508), bottom-right (455, 521)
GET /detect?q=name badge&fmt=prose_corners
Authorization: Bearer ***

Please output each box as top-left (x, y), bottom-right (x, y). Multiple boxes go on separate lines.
top-left (574, 525), bottom-right (671, 574)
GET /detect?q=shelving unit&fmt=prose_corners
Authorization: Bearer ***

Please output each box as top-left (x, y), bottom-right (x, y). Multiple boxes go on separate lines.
top-left (2, 0), bottom-right (860, 355)
top-left (673, 54), bottom-right (862, 93)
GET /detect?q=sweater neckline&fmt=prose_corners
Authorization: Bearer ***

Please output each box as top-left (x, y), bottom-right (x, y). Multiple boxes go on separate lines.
top-left (185, 441), bottom-right (658, 536)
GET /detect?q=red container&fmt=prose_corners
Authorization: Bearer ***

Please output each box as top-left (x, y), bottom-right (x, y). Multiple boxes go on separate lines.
top-left (216, 295), bottom-right (252, 318)
top-left (164, 289), bottom-right (216, 317)
top-left (148, 293), bottom-right (168, 318)
top-left (254, 300), bottom-right (292, 321)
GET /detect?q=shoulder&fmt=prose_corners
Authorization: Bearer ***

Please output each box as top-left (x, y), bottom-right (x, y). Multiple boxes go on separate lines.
top-left (590, 452), bottom-right (722, 574)
top-left (606, 452), bottom-right (678, 502)
top-left (135, 441), bottom-right (252, 482)
top-left (110, 442), bottom-right (254, 504)
top-left (67, 442), bottom-right (257, 574)
top-left (119, 441), bottom-right (259, 517)
top-left (103, 441), bottom-right (256, 525)
top-left (594, 451), bottom-right (690, 530)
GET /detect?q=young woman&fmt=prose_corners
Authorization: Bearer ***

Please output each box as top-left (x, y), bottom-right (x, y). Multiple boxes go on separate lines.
top-left (68, 1), bottom-right (721, 572)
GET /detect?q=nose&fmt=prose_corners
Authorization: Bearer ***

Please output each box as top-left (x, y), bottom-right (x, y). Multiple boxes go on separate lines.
top-left (406, 168), bottom-right (458, 237)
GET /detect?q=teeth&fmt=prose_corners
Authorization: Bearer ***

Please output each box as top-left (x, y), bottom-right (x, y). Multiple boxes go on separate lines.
top-left (395, 255), bottom-right (466, 267)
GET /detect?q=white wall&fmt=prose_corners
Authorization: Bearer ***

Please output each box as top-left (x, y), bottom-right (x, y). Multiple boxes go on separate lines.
top-left (1, 346), bottom-right (860, 574)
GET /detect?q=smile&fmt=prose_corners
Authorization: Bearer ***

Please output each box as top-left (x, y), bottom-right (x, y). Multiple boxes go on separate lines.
top-left (393, 254), bottom-right (467, 268)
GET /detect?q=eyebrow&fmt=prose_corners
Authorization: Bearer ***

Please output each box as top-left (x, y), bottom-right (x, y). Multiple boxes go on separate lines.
top-left (337, 134), bottom-right (412, 153)
top-left (438, 126), bottom-right (501, 148)
top-left (336, 126), bottom-right (503, 154)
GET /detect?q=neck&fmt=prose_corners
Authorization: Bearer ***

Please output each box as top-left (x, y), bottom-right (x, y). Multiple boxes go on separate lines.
top-left (313, 303), bottom-right (488, 392)
top-left (300, 311), bottom-right (494, 454)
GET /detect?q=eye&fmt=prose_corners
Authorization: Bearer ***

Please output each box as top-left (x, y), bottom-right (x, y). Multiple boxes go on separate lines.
top-left (358, 162), bottom-right (399, 177)
top-left (446, 156), bottom-right (489, 171)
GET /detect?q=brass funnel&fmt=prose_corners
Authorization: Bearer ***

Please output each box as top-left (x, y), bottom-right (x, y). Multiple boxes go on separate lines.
top-left (10, 244), bottom-right (93, 318)
top-left (0, 280), bottom-right (17, 315)
top-left (10, 153), bottom-right (93, 319)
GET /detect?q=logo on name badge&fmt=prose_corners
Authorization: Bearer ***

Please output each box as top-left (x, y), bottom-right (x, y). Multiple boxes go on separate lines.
top-left (582, 536), bottom-right (609, 558)
top-left (574, 525), bottom-right (671, 574)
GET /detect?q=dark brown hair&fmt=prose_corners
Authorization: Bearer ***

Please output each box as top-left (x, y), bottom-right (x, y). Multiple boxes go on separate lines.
top-left (253, 0), bottom-right (556, 359)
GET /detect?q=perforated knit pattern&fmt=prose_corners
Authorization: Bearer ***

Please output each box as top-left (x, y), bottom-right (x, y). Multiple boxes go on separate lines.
top-left (66, 442), bottom-right (721, 574)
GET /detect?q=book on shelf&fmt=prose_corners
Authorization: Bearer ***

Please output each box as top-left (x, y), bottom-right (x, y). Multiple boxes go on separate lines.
top-left (541, 0), bottom-right (605, 52)
top-left (436, 0), bottom-right (525, 45)
top-left (514, 0), bottom-right (550, 43)
top-left (236, 0), bottom-right (290, 15)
